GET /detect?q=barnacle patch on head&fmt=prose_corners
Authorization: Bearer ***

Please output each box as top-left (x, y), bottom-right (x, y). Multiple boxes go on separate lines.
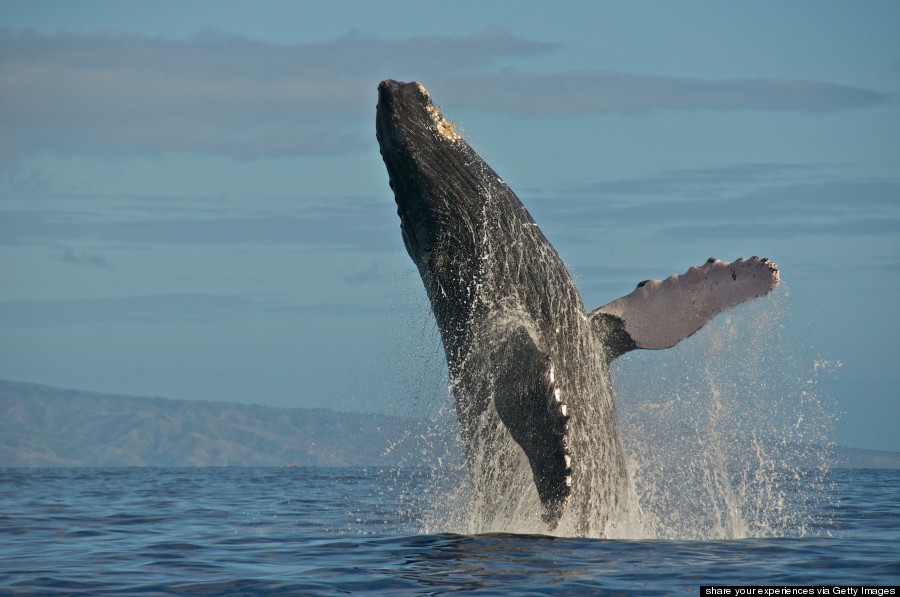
top-left (426, 103), bottom-right (461, 142)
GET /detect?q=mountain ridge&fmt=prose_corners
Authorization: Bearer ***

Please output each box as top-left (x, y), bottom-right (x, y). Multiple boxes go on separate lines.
top-left (0, 379), bottom-right (439, 467)
top-left (1, 379), bottom-right (897, 468)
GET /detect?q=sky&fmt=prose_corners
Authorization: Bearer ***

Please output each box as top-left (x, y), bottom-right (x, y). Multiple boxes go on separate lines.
top-left (1, 1), bottom-right (898, 451)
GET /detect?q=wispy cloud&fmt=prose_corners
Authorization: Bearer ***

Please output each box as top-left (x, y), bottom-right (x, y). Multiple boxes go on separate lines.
top-left (0, 294), bottom-right (262, 327)
top-left (0, 27), bottom-right (550, 163)
top-left (0, 28), bottom-right (889, 163)
top-left (0, 195), bottom-right (402, 252)
top-left (660, 217), bottom-right (900, 240)
top-left (439, 71), bottom-right (890, 115)
top-left (343, 262), bottom-right (386, 286)
top-left (0, 293), bottom-right (385, 328)
top-left (5, 165), bottom-right (895, 252)
top-left (526, 166), bottom-right (900, 242)
top-left (56, 247), bottom-right (112, 269)
top-left (559, 163), bottom-right (842, 199)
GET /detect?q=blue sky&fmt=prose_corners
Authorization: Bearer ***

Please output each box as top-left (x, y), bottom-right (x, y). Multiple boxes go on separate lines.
top-left (1, 1), bottom-right (898, 450)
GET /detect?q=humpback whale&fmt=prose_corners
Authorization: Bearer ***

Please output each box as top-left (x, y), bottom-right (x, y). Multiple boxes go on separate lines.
top-left (376, 80), bottom-right (779, 534)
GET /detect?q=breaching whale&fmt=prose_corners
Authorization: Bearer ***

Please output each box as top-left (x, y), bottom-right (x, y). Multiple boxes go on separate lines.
top-left (376, 80), bottom-right (780, 534)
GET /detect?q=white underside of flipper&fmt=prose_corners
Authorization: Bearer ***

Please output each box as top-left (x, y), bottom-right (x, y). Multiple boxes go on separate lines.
top-left (593, 257), bottom-right (780, 350)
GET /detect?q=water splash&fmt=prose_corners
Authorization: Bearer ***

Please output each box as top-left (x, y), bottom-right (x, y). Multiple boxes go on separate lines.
top-left (387, 261), bottom-right (838, 540)
top-left (377, 81), bottom-right (833, 538)
top-left (614, 285), bottom-right (838, 539)
top-left (385, 240), bottom-right (839, 539)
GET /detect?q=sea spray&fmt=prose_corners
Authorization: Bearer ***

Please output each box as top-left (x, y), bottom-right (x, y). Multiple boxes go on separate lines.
top-left (615, 285), bottom-right (838, 539)
top-left (376, 81), bottom-right (807, 538)
top-left (386, 254), bottom-right (635, 537)
top-left (388, 279), bottom-right (837, 539)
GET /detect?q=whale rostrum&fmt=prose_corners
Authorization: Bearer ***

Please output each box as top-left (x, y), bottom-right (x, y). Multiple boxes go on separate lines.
top-left (376, 80), bottom-right (780, 533)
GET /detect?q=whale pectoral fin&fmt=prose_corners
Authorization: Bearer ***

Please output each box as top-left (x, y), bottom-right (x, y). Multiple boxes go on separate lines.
top-left (588, 312), bottom-right (637, 362)
top-left (491, 326), bottom-right (571, 525)
top-left (591, 257), bottom-right (780, 357)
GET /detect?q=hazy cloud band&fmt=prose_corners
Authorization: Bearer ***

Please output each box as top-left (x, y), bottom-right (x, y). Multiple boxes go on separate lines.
top-left (0, 28), bottom-right (889, 161)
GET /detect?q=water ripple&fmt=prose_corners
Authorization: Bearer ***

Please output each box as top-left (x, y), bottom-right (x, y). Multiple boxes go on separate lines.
top-left (1, 467), bottom-right (897, 595)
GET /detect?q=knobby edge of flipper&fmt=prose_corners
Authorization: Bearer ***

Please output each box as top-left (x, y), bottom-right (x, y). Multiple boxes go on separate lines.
top-left (589, 256), bottom-right (780, 360)
top-left (491, 325), bottom-right (572, 527)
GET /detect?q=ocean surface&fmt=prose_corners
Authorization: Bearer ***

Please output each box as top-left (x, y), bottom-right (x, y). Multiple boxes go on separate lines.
top-left (1, 467), bottom-right (898, 595)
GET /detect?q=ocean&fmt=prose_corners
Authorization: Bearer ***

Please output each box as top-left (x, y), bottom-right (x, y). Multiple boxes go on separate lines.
top-left (1, 466), bottom-right (897, 595)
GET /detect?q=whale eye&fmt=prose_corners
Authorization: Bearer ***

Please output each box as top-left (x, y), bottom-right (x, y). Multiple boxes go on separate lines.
top-left (707, 257), bottom-right (716, 264)
top-left (637, 280), bottom-right (649, 288)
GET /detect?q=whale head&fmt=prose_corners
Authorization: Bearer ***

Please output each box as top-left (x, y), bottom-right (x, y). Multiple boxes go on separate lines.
top-left (377, 80), bottom-right (459, 261)
top-left (376, 79), bottom-right (503, 339)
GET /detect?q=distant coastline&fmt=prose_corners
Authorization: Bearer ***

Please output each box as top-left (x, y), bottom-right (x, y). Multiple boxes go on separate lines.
top-left (1, 379), bottom-right (897, 469)
top-left (0, 379), bottom-right (452, 468)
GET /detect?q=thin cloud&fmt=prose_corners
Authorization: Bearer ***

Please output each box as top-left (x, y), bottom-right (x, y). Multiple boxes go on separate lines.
top-left (660, 218), bottom-right (900, 240)
top-left (343, 262), bottom-right (386, 286)
top-left (57, 248), bottom-right (112, 269)
top-left (525, 171), bottom-right (900, 242)
top-left (439, 71), bottom-right (890, 115)
top-left (548, 166), bottom-right (899, 216)
top-left (0, 27), bottom-right (551, 163)
top-left (0, 196), bottom-right (403, 252)
top-left (560, 163), bottom-right (842, 199)
top-left (0, 294), bottom-right (264, 327)
top-left (0, 28), bottom-right (889, 163)
top-left (0, 293), bottom-right (384, 328)
top-left (566, 263), bottom-right (675, 297)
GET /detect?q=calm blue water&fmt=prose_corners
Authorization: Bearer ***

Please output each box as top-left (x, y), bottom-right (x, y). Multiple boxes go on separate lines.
top-left (1, 467), bottom-right (898, 595)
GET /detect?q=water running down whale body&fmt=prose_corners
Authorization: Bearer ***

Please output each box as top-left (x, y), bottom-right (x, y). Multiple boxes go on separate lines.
top-left (375, 80), bottom-right (780, 536)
